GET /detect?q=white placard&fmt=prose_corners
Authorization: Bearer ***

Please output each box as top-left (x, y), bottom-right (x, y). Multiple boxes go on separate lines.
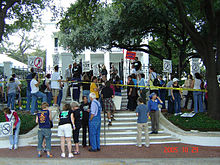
top-left (28, 56), bottom-right (44, 69)
top-left (93, 64), bottom-right (99, 77)
top-left (28, 56), bottom-right (36, 68)
top-left (163, 59), bottom-right (172, 73)
top-left (191, 58), bottom-right (200, 74)
top-left (112, 96), bottom-right (122, 110)
top-left (0, 122), bottom-right (13, 137)
top-left (83, 61), bottom-right (91, 72)
top-left (53, 54), bottom-right (59, 66)
top-left (181, 112), bottom-right (196, 118)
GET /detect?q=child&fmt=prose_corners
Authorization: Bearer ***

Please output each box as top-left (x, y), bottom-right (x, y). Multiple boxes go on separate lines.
top-left (148, 93), bottom-right (163, 134)
top-left (3, 107), bottom-right (21, 150)
top-left (80, 96), bottom-right (90, 147)
top-left (36, 102), bottom-right (53, 158)
top-left (58, 103), bottom-right (75, 158)
top-left (136, 97), bottom-right (150, 148)
top-left (7, 78), bottom-right (18, 110)
top-left (71, 101), bottom-right (82, 155)
top-left (171, 78), bottom-right (183, 116)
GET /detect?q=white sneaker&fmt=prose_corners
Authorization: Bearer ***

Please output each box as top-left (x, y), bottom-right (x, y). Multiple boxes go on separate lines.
top-left (14, 144), bottom-right (18, 150)
top-left (178, 112), bottom-right (182, 115)
top-left (174, 113), bottom-right (178, 116)
top-left (19, 107), bottom-right (23, 110)
top-left (136, 145), bottom-right (142, 148)
top-left (68, 153), bottom-right (74, 158)
top-left (9, 145), bottom-right (13, 150)
top-left (61, 153), bottom-right (65, 158)
top-left (145, 145), bottom-right (150, 148)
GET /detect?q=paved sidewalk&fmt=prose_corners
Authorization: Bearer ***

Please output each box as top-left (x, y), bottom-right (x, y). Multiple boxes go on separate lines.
top-left (0, 158), bottom-right (220, 165)
top-left (0, 143), bottom-right (220, 159)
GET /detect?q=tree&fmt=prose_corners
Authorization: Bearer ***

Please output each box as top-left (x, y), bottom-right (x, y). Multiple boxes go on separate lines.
top-left (59, 0), bottom-right (220, 119)
top-left (0, 30), bottom-right (46, 66)
top-left (0, 0), bottom-right (53, 42)
top-left (173, 0), bottom-right (220, 120)
top-left (59, 0), bottom-right (197, 77)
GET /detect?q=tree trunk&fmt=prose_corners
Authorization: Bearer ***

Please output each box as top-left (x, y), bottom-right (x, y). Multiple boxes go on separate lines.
top-left (205, 50), bottom-right (220, 120)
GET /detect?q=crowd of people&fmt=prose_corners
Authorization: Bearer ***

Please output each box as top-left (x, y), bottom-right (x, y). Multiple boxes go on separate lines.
top-left (1, 57), bottom-right (208, 158)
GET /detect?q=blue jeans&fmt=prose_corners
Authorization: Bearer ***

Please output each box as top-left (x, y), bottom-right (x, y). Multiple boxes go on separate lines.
top-left (9, 120), bottom-right (21, 145)
top-left (89, 121), bottom-right (101, 150)
top-left (7, 93), bottom-right (16, 110)
top-left (173, 93), bottom-right (181, 113)
top-left (115, 92), bottom-right (121, 96)
top-left (46, 92), bottom-right (52, 106)
top-left (83, 90), bottom-right (90, 102)
top-left (193, 91), bottom-right (204, 113)
top-left (159, 90), bottom-right (166, 109)
top-left (31, 91), bottom-right (47, 114)
top-left (57, 90), bottom-right (63, 106)
top-left (26, 89), bottom-right (32, 111)
top-left (37, 128), bottom-right (52, 152)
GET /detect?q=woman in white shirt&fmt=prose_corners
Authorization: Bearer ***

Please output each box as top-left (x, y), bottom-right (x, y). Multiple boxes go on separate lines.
top-left (191, 73), bottom-right (204, 113)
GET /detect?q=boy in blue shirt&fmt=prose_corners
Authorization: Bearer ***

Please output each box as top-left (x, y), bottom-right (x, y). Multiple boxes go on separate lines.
top-left (148, 93), bottom-right (163, 134)
top-left (136, 97), bottom-right (150, 148)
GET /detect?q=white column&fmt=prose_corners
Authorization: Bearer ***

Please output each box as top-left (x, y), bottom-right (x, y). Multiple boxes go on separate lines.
top-left (3, 62), bottom-right (13, 81)
top-left (104, 51), bottom-right (110, 80)
top-left (85, 49), bottom-right (91, 62)
top-left (123, 50), bottom-right (129, 84)
top-left (61, 52), bottom-right (73, 102)
top-left (141, 52), bottom-right (149, 79)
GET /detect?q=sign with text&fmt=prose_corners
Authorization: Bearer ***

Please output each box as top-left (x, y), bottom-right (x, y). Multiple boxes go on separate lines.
top-left (112, 96), bottom-right (122, 110)
top-left (53, 54), bottom-right (59, 66)
top-left (28, 56), bottom-right (44, 69)
top-left (93, 64), bottom-right (99, 77)
top-left (83, 61), bottom-right (91, 72)
top-left (163, 59), bottom-right (172, 73)
top-left (191, 58), bottom-right (200, 74)
top-left (0, 122), bottom-right (13, 137)
top-left (126, 51), bottom-right (136, 60)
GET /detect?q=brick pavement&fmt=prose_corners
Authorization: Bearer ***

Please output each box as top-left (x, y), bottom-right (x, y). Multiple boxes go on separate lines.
top-left (0, 143), bottom-right (220, 159)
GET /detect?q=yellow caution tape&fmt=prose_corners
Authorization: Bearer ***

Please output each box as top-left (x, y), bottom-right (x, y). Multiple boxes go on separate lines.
top-left (0, 79), bottom-right (207, 92)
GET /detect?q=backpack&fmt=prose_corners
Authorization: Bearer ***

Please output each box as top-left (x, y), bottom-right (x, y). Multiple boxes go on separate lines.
top-left (152, 73), bottom-right (160, 86)
top-left (40, 80), bottom-right (47, 92)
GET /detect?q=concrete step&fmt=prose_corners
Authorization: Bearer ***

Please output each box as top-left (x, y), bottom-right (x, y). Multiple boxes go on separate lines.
top-left (29, 137), bottom-right (180, 146)
top-left (51, 128), bottom-right (164, 134)
top-left (50, 132), bottom-right (171, 139)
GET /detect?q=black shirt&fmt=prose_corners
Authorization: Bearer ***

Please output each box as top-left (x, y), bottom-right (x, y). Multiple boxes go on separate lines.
top-left (72, 65), bottom-right (82, 79)
top-left (114, 81), bottom-right (121, 93)
top-left (101, 69), bottom-right (107, 76)
top-left (59, 110), bottom-right (72, 126)
top-left (101, 87), bottom-right (113, 98)
top-left (133, 61), bottom-right (141, 71)
top-left (173, 84), bottom-right (180, 94)
top-left (72, 108), bottom-right (82, 125)
top-left (80, 102), bottom-right (90, 122)
top-left (82, 81), bottom-right (90, 90)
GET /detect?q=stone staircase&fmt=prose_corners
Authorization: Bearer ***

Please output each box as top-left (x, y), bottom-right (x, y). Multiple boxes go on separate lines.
top-left (29, 111), bottom-right (180, 146)
top-left (29, 89), bottom-right (180, 146)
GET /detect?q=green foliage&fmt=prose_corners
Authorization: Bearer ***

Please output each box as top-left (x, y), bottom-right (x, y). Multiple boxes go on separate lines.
top-left (0, 111), bottom-right (37, 134)
top-left (164, 112), bottom-right (220, 131)
top-left (0, 0), bottom-right (54, 42)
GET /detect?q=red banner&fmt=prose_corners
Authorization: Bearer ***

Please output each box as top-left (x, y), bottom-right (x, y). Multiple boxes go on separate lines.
top-left (126, 51), bottom-right (136, 60)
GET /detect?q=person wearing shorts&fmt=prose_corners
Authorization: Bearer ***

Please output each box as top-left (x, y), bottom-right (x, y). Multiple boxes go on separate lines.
top-left (51, 65), bottom-right (61, 106)
top-left (101, 81), bottom-right (115, 126)
top-left (71, 101), bottom-right (81, 155)
top-left (58, 103), bottom-right (75, 158)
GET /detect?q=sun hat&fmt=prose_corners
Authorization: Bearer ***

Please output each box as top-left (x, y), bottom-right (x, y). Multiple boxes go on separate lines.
top-left (149, 92), bottom-right (157, 99)
top-left (173, 78), bottom-right (179, 82)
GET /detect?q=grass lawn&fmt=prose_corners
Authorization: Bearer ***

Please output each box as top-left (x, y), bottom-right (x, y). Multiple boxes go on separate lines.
top-left (0, 111), bottom-right (37, 134)
top-left (163, 112), bottom-right (220, 132)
